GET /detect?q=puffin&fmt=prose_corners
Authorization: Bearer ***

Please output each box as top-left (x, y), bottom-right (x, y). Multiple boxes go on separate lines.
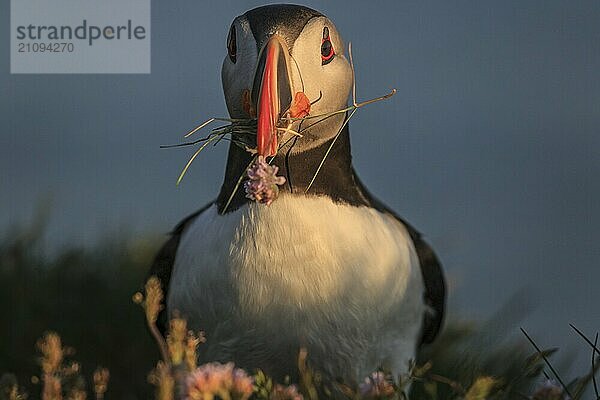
top-left (148, 4), bottom-right (445, 386)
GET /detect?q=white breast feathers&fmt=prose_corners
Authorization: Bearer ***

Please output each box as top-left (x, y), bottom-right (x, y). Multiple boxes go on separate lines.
top-left (168, 194), bottom-right (425, 382)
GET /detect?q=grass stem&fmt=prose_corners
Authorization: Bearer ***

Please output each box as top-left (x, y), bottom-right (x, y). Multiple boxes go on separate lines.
top-left (520, 327), bottom-right (573, 399)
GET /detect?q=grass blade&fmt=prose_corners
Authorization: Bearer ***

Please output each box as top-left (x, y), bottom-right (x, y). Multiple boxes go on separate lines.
top-left (520, 327), bottom-right (573, 399)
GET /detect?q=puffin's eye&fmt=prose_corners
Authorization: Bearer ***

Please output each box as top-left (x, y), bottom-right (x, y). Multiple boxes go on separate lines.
top-left (321, 26), bottom-right (335, 65)
top-left (227, 25), bottom-right (237, 63)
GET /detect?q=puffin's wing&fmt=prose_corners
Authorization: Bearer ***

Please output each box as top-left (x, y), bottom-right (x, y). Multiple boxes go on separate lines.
top-left (408, 232), bottom-right (446, 344)
top-left (145, 201), bottom-right (214, 334)
top-left (352, 172), bottom-right (446, 344)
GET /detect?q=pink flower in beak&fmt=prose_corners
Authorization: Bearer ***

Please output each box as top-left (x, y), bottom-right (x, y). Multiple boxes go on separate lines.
top-left (244, 156), bottom-right (286, 205)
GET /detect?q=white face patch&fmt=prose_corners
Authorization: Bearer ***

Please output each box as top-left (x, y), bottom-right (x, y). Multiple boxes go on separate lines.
top-left (221, 17), bottom-right (257, 118)
top-left (290, 17), bottom-right (352, 119)
top-left (286, 16), bottom-right (354, 151)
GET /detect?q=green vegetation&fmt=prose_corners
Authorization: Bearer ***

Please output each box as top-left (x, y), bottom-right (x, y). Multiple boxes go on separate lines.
top-left (0, 220), bottom-right (159, 399)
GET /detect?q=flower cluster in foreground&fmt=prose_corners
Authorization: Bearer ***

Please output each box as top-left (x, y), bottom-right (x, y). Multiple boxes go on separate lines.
top-left (359, 372), bottom-right (395, 399)
top-left (531, 379), bottom-right (571, 400)
top-left (270, 384), bottom-right (304, 400)
top-left (186, 362), bottom-right (253, 400)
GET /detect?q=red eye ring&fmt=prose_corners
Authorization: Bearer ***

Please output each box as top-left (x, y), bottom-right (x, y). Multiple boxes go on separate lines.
top-left (321, 27), bottom-right (335, 65)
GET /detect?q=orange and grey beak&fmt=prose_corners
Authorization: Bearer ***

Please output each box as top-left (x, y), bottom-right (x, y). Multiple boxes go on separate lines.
top-left (251, 36), bottom-right (293, 157)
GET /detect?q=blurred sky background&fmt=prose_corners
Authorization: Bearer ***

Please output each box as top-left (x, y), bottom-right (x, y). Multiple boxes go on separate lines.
top-left (2, 0), bottom-right (599, 374)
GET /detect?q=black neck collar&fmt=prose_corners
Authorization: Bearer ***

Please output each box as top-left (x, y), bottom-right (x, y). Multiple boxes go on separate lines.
top-left (216, 125), bottom-right (371, 214)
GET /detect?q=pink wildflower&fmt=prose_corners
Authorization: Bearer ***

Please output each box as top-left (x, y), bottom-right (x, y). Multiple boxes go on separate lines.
top-left (359, 371), bottom-right (395, 399)
top-left (531, 379), bottom-right (570, 400)
top-left (244, 156), bottom-right (286, 205)
top-left (186, 362), bottom-right (253, 400)
top-left (231, 368), bottom-right (254, 398)
top-left (271, 384), bottom-right (303, 400)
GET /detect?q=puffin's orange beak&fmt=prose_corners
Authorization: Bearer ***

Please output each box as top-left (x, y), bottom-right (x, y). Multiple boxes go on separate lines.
top-left (252, 36), bottom-right (292, 157)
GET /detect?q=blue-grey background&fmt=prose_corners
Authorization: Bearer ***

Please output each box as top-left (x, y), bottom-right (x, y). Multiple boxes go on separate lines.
top-left (2, 0), bottom-right (599, 374)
